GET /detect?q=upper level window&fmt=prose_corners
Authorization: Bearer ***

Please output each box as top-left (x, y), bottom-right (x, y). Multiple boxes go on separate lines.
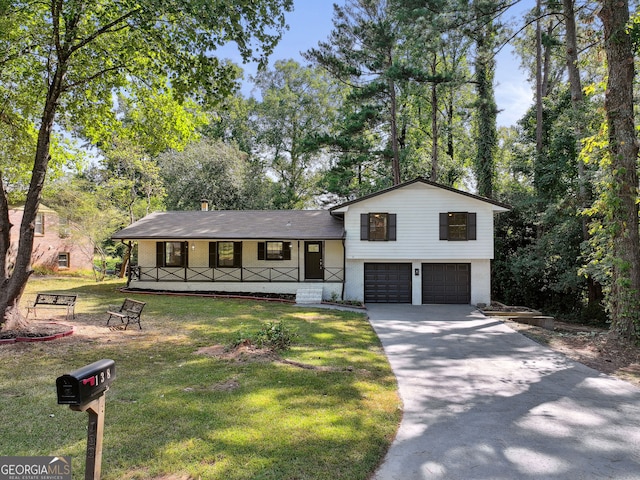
top-left (156, 241), bottom-right (187, 267)
top-left (360, 213), bottom-right (397, 241)
top-left (369, 213), bottom-right (388, 240)
top-left (35, 213), bottom-right (44, 235)
top-left (439, 212), bottom-right (477, 241)
top-left (257, 241), bottom-right (292, 261)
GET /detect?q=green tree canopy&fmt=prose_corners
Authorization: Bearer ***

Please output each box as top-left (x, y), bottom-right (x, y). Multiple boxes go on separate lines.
top-left (252, 59), bottom-right (340, 208)
top-left (0, 0), bottom-right (293, 329)
top-left (158, 139), bottom-right (275, 211)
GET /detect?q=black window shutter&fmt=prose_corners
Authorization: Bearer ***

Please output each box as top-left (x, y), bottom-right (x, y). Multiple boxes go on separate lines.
top-left (360, 214), bottom-right (369, 240)
top-left (258, 242), bottom-right (265, 260)
top-left (439, 213), bottom-right (449, 240)
top-left (156, 242), bottom-right (165, 267)
top-left (213, 242), bottom-right (218, 267)
top-left (234, 242), bottom-right (243, 267)
top-left (388, 214), bottom-right (397, 241)
top-left (467, 213), bottom-right (477, 240)
top-left (284, 242), bottom-right (292, 260)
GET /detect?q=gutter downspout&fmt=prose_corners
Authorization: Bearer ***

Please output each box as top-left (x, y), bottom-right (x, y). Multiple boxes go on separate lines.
top-left (341, 237), bottom-right (346, 301)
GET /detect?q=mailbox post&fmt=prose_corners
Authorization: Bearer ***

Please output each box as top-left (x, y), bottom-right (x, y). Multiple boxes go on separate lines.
top-left (56, 359), bottom-right (115, 480)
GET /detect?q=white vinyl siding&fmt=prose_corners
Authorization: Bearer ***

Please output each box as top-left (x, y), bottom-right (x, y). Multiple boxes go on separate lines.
top-left (342, 182), bottom-right (495, 261)
top-left (336, 181), bottom-right (500, 305)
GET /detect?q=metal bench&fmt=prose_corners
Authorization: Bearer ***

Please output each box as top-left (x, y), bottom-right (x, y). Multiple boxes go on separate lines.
top-left (106, 298), bottom-right (146, 330)
top-left (27, 293), bottom-right (77, 320)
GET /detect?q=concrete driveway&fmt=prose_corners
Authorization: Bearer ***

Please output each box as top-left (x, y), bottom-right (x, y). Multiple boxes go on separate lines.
top-left (367, 304), bottom-right (640, 480)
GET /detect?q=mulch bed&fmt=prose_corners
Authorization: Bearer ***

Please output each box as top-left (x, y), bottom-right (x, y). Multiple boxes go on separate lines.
top-left (481, 301), bottom-right (540, 313)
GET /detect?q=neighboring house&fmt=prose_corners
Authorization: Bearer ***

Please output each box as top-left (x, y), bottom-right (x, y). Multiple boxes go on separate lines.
top-left (112, 178), bottom-right (510, 305)
top-left (8, 204), bottom-right (94, 273)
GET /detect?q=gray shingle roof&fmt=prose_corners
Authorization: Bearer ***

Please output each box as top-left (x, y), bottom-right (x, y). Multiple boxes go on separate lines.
top-left (112, 210), bottom-right (345, 240)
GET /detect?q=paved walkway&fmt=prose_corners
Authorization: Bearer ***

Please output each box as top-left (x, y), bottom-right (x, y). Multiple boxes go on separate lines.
top-left (367, 304), bottom-right (640, 480)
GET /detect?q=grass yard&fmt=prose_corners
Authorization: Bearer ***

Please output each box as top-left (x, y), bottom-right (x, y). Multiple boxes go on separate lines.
top-left (0, 277), bottom-right (401, 480)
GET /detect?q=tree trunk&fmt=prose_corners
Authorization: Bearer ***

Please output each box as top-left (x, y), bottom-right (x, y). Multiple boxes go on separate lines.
top-left (542, 22), bottom-right (552, 98)
top-left (388, 76), bottom-right (401, 185)
top-left (0, 52), bottom-right (66, 329)
top-left (431, 84), bottom-right (439, 180)
top-left (564, 0), bottom-right (585, 219)
top-left (446, 97), bottom-right (454, 163)
top-left (564, 0), bottom-right (602, 307)
top-left (119, 244), bottom-right (131, 279)
top-left (474, 24), bottom-right (497, 199)
top-left (564, 0), bottom-right (583, 107)
top-left (598, 0), bottom-right (640, 341)
top-left (535, 0), bottom-right (544, 156)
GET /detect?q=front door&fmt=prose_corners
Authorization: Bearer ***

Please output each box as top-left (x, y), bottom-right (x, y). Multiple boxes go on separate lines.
top-left (305, 241), bottom-right (323, 280)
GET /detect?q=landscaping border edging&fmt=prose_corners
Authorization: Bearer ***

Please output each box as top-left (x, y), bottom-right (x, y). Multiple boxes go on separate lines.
top-left (0, 322), bottom-right (74, 345)
top-left (119, 288), bottom-right (297, 303)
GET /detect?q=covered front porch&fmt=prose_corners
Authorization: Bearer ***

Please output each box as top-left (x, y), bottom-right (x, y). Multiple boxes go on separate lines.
top-left (112, 209), bottom-right (347, 302)
top-left (124, 238), bottom-right (345, 302)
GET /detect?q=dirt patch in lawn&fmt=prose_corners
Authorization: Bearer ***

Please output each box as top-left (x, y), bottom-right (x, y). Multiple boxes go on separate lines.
top-left (195, 342), bottom-right (358, 372)
top-left (505, 319), bottom-right (640, 388)
top-left (0, 310), bottom-right (188, 359)
top-left (196, 342), bottom-right (278, 363)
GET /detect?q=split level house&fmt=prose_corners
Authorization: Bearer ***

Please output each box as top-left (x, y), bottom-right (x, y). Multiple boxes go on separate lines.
top-left (8, 204), bottom-right (94, 273)
top-left (112, 178), bottom-right (510, 305)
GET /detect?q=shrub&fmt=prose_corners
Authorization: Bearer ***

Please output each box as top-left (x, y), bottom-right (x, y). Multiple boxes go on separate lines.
top-left (255, 320), bottom-right (298, 350)
top-left (230, 320), bottom-right (298, 351)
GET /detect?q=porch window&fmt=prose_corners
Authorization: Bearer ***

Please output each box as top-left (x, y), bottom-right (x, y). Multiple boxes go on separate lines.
top-left (156, 241), bottom-right (187, 267)
top-left (209, 242), bottom-right (242, 268)
top-left (257, 241), bottom-right (292, 261)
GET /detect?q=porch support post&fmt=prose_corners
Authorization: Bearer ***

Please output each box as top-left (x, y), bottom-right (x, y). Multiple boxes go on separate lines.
top-left (298, 241), bottom-right (301, 282)
top-left (341, 238), bottom-right (346, 301)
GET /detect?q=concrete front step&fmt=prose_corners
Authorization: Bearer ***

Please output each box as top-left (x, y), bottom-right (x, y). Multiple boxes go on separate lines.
top-left (296, 288), bottom-right (324, 304)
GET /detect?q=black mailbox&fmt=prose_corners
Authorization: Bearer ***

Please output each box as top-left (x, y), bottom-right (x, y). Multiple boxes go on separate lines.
top-left (56, 359), bottom-right (115, 406)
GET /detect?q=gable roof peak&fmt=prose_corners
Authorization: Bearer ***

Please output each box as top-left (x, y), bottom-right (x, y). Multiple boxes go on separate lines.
top-left (329, 177), bottom-right (510, 211)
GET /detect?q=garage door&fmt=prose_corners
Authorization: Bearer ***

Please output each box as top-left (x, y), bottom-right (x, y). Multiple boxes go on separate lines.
top-left (364, 263), bottom-right (412, 303)
top-left (422, 263), bottom-right (470, 304)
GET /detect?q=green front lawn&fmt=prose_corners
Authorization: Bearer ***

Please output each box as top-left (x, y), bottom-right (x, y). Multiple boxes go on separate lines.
top-left (0, 278), bottom-right (400, 480)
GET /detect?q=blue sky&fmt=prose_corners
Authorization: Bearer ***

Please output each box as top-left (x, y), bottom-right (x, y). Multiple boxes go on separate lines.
top-left (222, 0), bottom-right (534, 127)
